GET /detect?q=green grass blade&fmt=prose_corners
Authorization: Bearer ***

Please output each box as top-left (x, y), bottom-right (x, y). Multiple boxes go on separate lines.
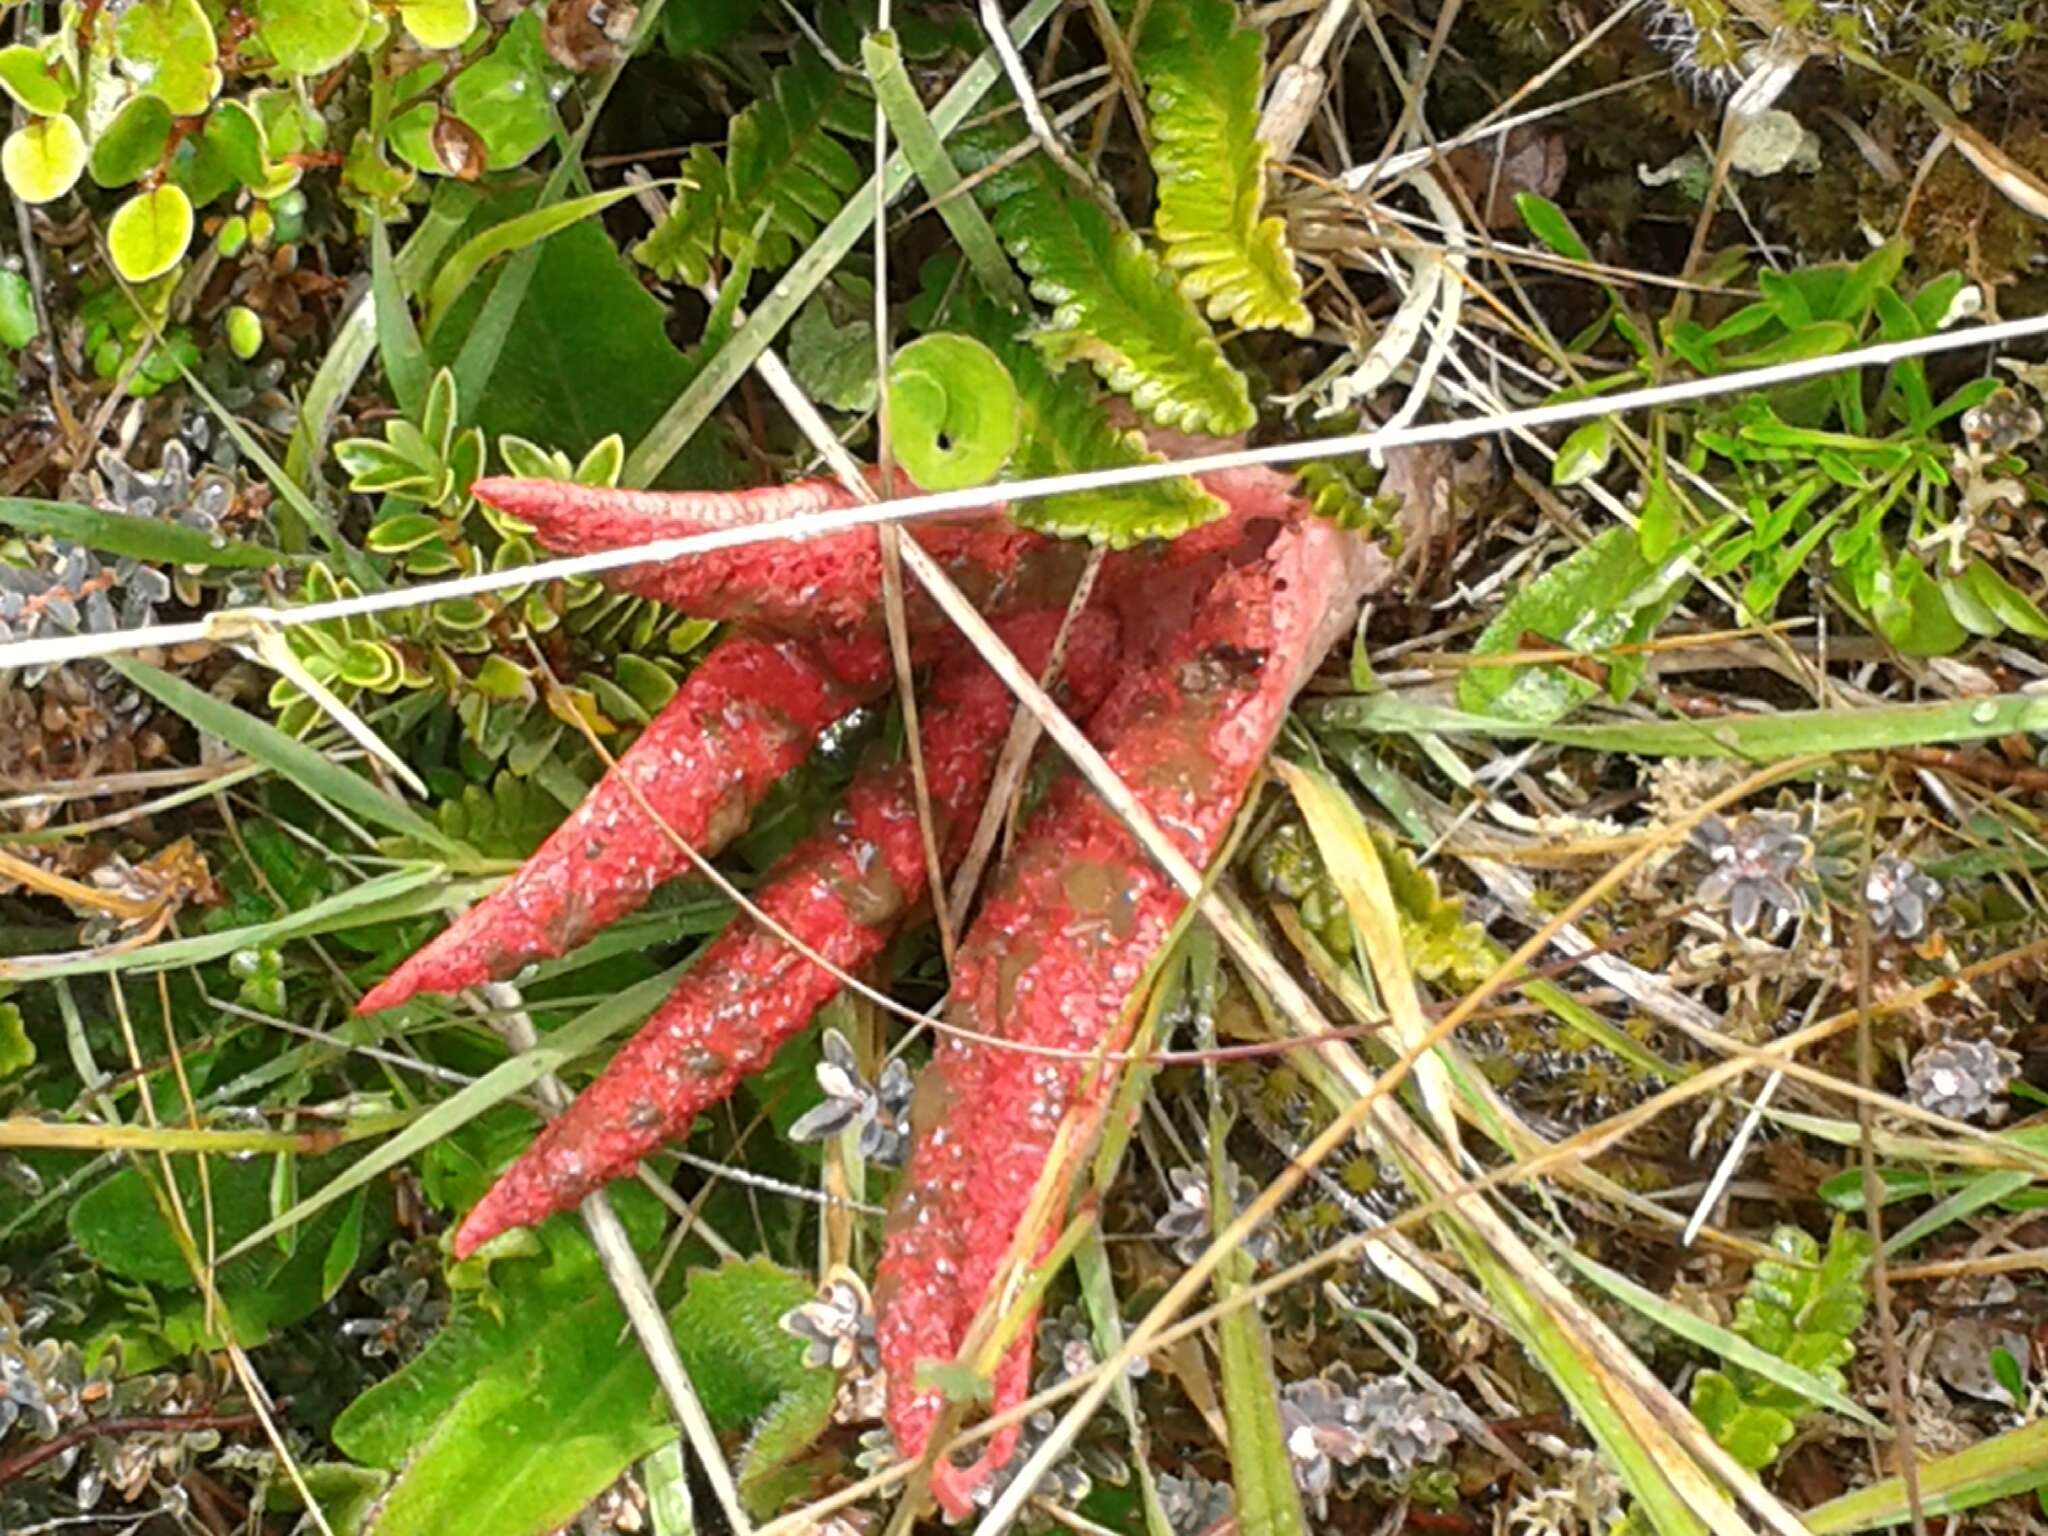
top-left (1547, 1238), bottom-right (1881, 1426)
top-left (217, 963), bottom-right (687, 1262)
top-left (1211, 1141), bottom-right (1310, 1536)
top-left (106, 658), bottom-right (460, 853)
top-left (1804, 1418), bottom-right (2048, 1532)
top-left (374, 216), bottom-right (429, 418)
top-left (423, 186), bottom-right (643, 337)
top-left (1312, 692), bottom-right (2048, 758)
top-left (0, 867), bottom-right (445, 981)
top-left (1881, 1168), bottom-right (2036, 1255)
top-left (0, 497), bottom-right (287, 568)
top-left (288, 181), bottom-right (475, 488)
top-left (862, 29), bottom-right (1025, 311)
top-left (622, 0), bottom-right (1062, 488)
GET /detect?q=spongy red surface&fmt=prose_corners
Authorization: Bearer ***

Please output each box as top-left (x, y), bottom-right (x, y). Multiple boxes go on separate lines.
top-left (450, 609), bottom-right (1117, 1257)
top-left (873, 473), bottom-right (1379, 1514)
top-left (357, 635), bottom-right (869, 1014)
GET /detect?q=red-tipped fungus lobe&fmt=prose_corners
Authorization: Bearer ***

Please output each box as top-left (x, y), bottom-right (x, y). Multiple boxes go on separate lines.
top-left (367, 467), bottom-right (1385, 1517)
top-left (873, 498), bottom-right (1380, 1513)
top-left (450, 609), bottom-right (1117, 1258)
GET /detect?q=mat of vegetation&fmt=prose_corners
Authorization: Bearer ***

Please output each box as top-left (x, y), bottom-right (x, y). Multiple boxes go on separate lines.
top-left (3, 0), bottom-right (2048, 1533)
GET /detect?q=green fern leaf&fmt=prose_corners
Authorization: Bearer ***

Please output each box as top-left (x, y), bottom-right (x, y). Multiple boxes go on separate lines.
top-left (1687, 1218), bottom-right (1871, 1476)
top-left (959, 133), bottom-right (1255, 437)
top-left (1136, 0), bottom-right (1310, 335)
top-left (632, 144), bottom-right (726, 286)
top-left (634, 53), bottom-right (869, 284)
top-left (941, 274), bottom-right (1225, 546)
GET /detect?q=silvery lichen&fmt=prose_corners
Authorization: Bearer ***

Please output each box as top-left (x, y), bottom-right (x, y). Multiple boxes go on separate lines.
top-left (1863, 855), bottom-right (1942, 941)
top-left (1157, 1470), bottom-right (1234, 1535)
top-left (1154, 1164), bottom-right (1280, 1267)
top-left (1906, 1038), bottom-right (2021, 1122)
top-left (1279, 1364), bottom-right (1459, 1514)
top-left (787, 1028), bottom-right (914, 1167)
top-left (1691, 813), bottom-right (1811, 934)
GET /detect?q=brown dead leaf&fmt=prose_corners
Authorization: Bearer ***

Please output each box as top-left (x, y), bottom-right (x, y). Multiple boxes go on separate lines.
top-left (544, 0), bottom-right (637, 73)
top-left (1444, 125), bottom-right (1568, 230)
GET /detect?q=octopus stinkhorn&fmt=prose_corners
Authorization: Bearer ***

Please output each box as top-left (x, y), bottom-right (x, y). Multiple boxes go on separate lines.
top-left (360, 454), bottom-right (1388, 1515)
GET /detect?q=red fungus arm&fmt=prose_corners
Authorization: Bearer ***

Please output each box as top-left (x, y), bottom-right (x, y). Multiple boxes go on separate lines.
top-left (358, 634), bottom-right (871, 1015)
top-left (449, 609), bottom-right (1119, 1257)
top-left (473, 476), bottom-right (1087, 642)
top-left (874, 480), bottom-right (1388, 1515)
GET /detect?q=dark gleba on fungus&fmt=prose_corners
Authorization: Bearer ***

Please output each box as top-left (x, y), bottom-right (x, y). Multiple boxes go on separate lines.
top-left (358, 454), bottom-right (1389, 1515)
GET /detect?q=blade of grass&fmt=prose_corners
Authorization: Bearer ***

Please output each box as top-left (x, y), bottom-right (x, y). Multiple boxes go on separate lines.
top-left (217, 963), bottom-right (686, 1262)
top-left (0, 498), bottom-right (287, 568)
top-left (106, 658), bottom-right (461, 854)
top-left (1311, 692), bottom-right (2048, 758)
top-left (1274, 758), bottom-right (1458, 1147)
top-left (0, 867), bottom-right (445, 981)
top-left (1804, 1418), bottom-right (2048, 1532)
top-left (1210, 1127), bottom-right (1310, 1536)
top-left (287, 181), bottom-right (476, 488)
top-left (862, 29), bottom-right (1027, 310)
top-left (423, 186), bottom-right (644, 337)
top-left (373, 216), bottom-right (428, 418)
top-left (1880, 1168), bottom-right (2035, 1256)
top-left (1544, 1238), bottom-right (1881, 1426)
top-left (446, 0), bottom-right (664, 412)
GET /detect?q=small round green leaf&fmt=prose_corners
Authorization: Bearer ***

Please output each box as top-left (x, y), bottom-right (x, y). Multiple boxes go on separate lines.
top-left (2, 115), bottom-right (85, 204)
top-left (256, 0), bottom-right (369, 76)
top-left (1551, 418), bottom-right (1614, 488)
top-left (225, 304), bottom-right (263, 359)
top-left (115, 0), bottom-right (222, 116)
top-left (0, 270), bottom-right (38, 349)
top-left (448, 13), bottom-right (556, 171)
top-left (204, 101), bottom-right (269, 189)
top-left (0, 45), bottom-right (70, 115)
top-left (107, 184), bottom-right (195, 282)
top-left (90, 94), bottom-right (174, 188)
top-left (885, 333), bottom-right (1020, 491)
top-left (399, 0), bottom-right (476, 50)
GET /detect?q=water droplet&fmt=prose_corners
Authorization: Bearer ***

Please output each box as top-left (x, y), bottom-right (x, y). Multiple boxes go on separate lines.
top-left (1973, 701), bottom-right (2001, 725)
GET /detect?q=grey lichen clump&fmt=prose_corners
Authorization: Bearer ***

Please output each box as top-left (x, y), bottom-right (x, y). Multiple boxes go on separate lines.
top-left (787, 1027), bottom-right (914, 1167)
top-left (1906, 1038), bottom-right (2021, 1122)
top-left (1154, 1164), bottom-right (1280, 1267)
top-left (1691, 813), bottom-right (1811, 934)
top-left (1278, 1364), bottom-right (1459, 1514)
top-left (1863, 855), bottom-right (1943, 941)
top-left (0, 547), bottom-right (171, 656)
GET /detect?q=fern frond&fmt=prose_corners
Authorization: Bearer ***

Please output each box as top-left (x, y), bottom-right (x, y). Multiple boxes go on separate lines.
top-left (945, 280), bottom-right (1226, 546)
top-left (916, 267), bottom-right (1225, 543)
top-left (633, 144), bottom-right (726, 286)
top-left (1137, 0), bottom-right (1311, 335)
top-left (960, 133), bottom-right (1256, 437)
top-left (634, 53), bottom-right (869, 284)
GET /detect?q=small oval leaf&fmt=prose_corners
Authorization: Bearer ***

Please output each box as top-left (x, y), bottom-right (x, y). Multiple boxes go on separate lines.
top-left (1552, 418), bottom-right (1614, 487)
top-left (0, 46), bottom-right (69, 115)
top-left (114, 0), bottom-right (222, 116)
top-left (399, 0), bottom-right (477, 50)
top-left (107, 184), bottom-right (195, 282)
top-left (90, 94), bottom-right (174, 188)
top-left (256, 0), bottom-right (370, 75)
top-left (2, 115), bottom-right (84, 204)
